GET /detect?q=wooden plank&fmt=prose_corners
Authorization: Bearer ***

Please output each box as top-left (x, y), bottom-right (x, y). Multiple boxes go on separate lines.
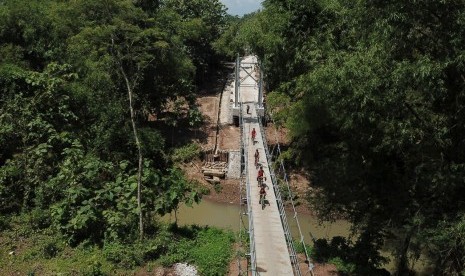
top-left (203, 170), bottom-right (225, 177)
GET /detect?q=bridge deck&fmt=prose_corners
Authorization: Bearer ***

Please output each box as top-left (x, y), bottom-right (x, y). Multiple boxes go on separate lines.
top-left (239, 56), bottom-right (294, 275)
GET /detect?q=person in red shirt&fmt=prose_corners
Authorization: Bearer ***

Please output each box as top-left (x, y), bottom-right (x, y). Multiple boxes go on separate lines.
top-left (251, 128), bottom-right (256, 143)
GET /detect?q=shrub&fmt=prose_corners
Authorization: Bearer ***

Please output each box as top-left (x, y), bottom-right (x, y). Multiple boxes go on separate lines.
top-left (172, 143), bottom-right (201, 163)
top-left (189, 228), bottom-right (234, 275)
top-left (103, 242), bottom-right (143, 269)
top-left (328, 257), bottom-right (356, 275)
top-left (21, 232), bottom-right (64, 260)
top-left (293, 240), bottom-right (312, 255)
top-left (159, 234), bottom-right (193, 266)
top-left (0, 215), bottom-right (10, 231)
top-left (81, 261), bottom-right (107, 276)
top-left (159, 226), bottom-right (235, 275)
top-left (28, 208), bottom-right (51, 230)
top-left (41, 239), bottom-right (60, 259)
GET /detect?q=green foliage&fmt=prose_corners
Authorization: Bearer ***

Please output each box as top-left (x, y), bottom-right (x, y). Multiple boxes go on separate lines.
top-left (0, 0), bottom-right (227, 249)
top-left (164, 0), bottom-right (228, 83)
top-left (153, 168), bottom-right (203, 216)
top-left (20, 230), bottom-right (65, 261)
top-left (188, 106), bottom-right (204, 128)
top-left (0, 219), bottom-right (234, 275)
top-left (102, 233), bottom-right (173, 269)
top-left (293, 240), bottom-right (312, 255)
top-left (27, 208), bottom-right (51, 230)
top-left (81, 262), bottom-right (106, 276)
top-left (213, 182), bottom-right (222, 193)
top-left (312, 236), bottom-right (387, 275)
top-left (103, 242), bottom-right (143, 269)
top-left (172, 143), bottom-right (201, 163)
top-left (39, 236), bottom-right (63, 259)
top-left (190, 228), bottom-right (234, 275)
top-left (160, 225), bottom-right (234, 275)
top-left (226, 0), bottom-right (465, 273)
top-left (423, 214), bottom-right (465, 274)
top-left (328, 257), bottom-right (356, 275)
top-left (0, 215), bottom-right (9, 231)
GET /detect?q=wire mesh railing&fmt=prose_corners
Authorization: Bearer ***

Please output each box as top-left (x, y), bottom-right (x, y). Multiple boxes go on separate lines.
top-left (237, 65), bottom-right (257, 275)
top-left (257, 110), bottom-right (315, 276)
top-left (237, 55), bottom-right (314, 276)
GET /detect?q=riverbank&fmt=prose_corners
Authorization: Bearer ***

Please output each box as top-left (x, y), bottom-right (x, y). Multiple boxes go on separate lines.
top-left (162, 198), bottom-right (348, 276)
top-left (175, 60), bottom-right (357, 275)
top-left (0, 215), bottom-right (235, 276)
top-left (181, 62), bottom-right (316, 217)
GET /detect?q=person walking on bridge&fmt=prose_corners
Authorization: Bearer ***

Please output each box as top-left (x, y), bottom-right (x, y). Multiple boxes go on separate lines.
top-left (254, 149), bottom-right (259, 167)
top-left (259, 184), bottom-right (266, 204)
top-left (259, 182), bottom-right (270, 209)
top-left (257, 166), bottom-right (265, 186)
top-left (251, 127), bottom-right (256, 144)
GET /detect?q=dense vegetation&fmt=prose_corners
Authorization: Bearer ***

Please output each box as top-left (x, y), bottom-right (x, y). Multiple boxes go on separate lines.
top-left (0, 218), bottom-right (234, 275)
top-left (4, 0), bottom-right (465, 274)
top-left (218, 0), bottom-right (465, 275)
top-left (0, 0), bottom-right (235, 274)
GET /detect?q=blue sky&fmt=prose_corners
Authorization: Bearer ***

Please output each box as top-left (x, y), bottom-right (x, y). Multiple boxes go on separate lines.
top-left (220, 0), bottom-right (263, 16)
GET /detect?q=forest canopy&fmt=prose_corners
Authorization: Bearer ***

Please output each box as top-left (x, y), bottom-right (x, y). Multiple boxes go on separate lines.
top-left (217, 0), bottom-right (465, 274)
top-left (0, 0), bottom-right (227, 244)
top-left (2, 0), bottom-right (465, 274)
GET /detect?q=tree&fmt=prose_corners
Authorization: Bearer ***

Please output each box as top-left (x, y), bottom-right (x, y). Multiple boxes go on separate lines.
top-left (223, 0), bottom-right (465, 273)
top-left (0, 0), bottom-right (224, 245)
top-left (164, 0), bottom-right (227, 83)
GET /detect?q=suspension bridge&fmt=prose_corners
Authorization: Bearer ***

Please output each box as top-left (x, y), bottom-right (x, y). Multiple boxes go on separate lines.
top-left (234, 56), bottom-right (313, 276)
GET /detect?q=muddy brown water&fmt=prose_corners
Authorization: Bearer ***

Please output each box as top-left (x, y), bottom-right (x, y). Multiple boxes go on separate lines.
top-left (162, 199), bottom-right (431, 274)
top-left (162, 199), bottom-right (351, 242)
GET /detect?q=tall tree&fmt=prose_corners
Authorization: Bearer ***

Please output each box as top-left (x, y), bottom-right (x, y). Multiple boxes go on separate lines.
top-left (221, 0), bottom-right (465, 273)
top-left (164, 0), bottom-right (227, 84)
top-left (0, 0), bottom-right (218, 244)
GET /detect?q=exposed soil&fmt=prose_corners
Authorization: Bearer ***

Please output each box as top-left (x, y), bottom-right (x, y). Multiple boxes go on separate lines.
top-left (178, 67), bottom-right (337, 276)
top-left (182, 162), bottom-right (241, 204)
top-left (196, 96), bottom-right (219, 148)
top-left (218, 125), bottom-right (240, 151)
top-left (182, 112), bottom-right (312, 211)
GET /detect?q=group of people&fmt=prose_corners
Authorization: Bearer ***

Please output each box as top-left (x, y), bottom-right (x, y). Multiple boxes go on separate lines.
top-left (251, 127), bottom-right (269, 208)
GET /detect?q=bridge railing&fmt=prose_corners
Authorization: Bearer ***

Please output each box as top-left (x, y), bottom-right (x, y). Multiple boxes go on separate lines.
top-left (238, 85), bottom-right (257, 275)
top-left (258, 110), bottom-right (313, 276)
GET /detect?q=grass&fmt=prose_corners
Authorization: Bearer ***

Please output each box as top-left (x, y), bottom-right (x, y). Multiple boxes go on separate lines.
top-left (189, 227), bottom-right (234, 275)
top-left (160, 224), bottom-right (235, 275)
top-left (1, 240), bottom-right (115, 275)
top-left (293, 239), bottom-right (313, 255)
top-left (0, 218), bottom-right (235, 276)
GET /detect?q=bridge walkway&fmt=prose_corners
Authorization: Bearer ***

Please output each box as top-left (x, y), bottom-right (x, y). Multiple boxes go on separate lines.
top-left (239, 56), bottom-right (294, 275)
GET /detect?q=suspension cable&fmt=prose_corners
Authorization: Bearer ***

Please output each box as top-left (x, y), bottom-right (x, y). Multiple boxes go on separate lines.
top-left (260, 110), bottom-right (315, 275)
top-left (256, 59), bottom-right (316, 273)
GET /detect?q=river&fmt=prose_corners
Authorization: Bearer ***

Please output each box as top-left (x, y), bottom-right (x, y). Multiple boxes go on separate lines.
top-left (162, 199), bottom-right (432, 274)
top-left (162, 199), bottom-right (351, 243)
